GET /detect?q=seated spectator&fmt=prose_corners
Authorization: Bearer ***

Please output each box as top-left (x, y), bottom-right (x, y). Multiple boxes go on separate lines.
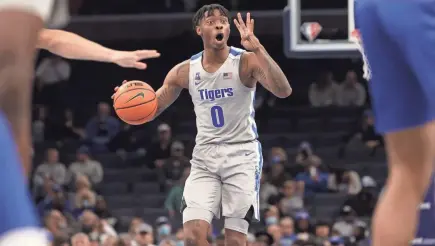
top-left (279, 217), bottom-right (297, 246)
top-left (155, 216), bottom-right (175, 244)
top-left (343, 177), bottom-right (378, 217)
top-left (337, 70), bottom-right (367, 107)
top-left (68, 146), bottom-right (103, 186)
top-left (119, 233), bottom-right (134, 246)
top-left (339, 109), bottom-right (383, 158)
top-left (269, 161), bottom-right (289, 188)
top-left (294, 211), bottom-right (313, 233)
top-left (165, 167), bottom-right (190, 218)
top-left (43, 209), bottom-right (70, 243)
top-left (267, 146), bottom-right (288, 168)
top-left (79, 210), bottom-right (117, 241)
top-left (128, 217), bottom-right (144, 236)
top-left (332, 206), bottom-right (364, 237)
top-left (313, 221), bottom-right (331, 245)
top-left (279, 180), bottom-right (304, 216)
top-left (309, 71), bottom-right (339, 107)
top-left (255, 231), bottom-right (274, 246)
top-left (102, 235), bottom-right (119, 246)
top-left (158, 141), bottom-right (189, 191)
top-left (147, 123), bottom-right (173, 169)
top-left (351, 221), bottom-right (370, 246)
top-left (328, 169), bottom-right (362, 195)
top-left (174, 228), bottom-right (185, 246)
top-left (37, 184), bottom-right (73, 217)
top-left (295, 165), bottom-right (329, 196)
top-left (33, 148), bottom-right (67, 199)
top-left (259, 173), bottom-right (279, 209)
top-left (85, 102), bottom-right (120, 153)
top-left (59, 108), bottom-right (85, 141)
top-left (266, 224), bottom-right (282, 245)
top-left (74, 186), bottom-right (97, 217)
top-left (32, 105), bottom-right (49, 143)
top-left (71, 233), bottom-right (91, 246)
top-left (134, 223), bottom-right (156, 246)
top-left (109, 123), bottom-right (147, 155)
top-left (264, 205), bottom-right (280, 226)
top-left (94, 195), bottom-right (114, 222)
top-left (294, 141), bottom-right (322, 172)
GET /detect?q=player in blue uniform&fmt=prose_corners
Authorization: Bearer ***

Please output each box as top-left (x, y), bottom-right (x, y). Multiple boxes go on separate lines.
top-left (355, 0), bottom-right (435, 245)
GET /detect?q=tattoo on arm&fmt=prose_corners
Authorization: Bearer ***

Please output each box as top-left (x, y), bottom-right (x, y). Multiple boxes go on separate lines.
top-left (252, 50), bottom-right (291, 96)
top-left (153, 62), bottom-right (187, 119)
top-left (154, 84), bottom-right (182, 118)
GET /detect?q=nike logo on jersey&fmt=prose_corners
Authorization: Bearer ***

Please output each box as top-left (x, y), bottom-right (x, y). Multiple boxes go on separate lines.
top-left (195, 81), bottom-right (202, 86)
top-left (245, 152), bottom-right (254, 156)
top-left (126, 92), bottom-right (144, 103)
top-left (199, 88), bottom-right (234, 102)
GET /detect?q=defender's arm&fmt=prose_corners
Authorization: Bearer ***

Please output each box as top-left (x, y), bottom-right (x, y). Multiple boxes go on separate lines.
top-left (247, 49), bottom-right (292, 98)
top-left (37, 29), bottom-right (160, 69)
top-left (152, 61), bottom-right (189, 119)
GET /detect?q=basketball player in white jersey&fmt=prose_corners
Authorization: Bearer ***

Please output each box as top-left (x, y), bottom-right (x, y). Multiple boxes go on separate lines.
top-left (114, 4), bottom-right (291, 245)
top-left (0, 2), bottom-right (159, 245)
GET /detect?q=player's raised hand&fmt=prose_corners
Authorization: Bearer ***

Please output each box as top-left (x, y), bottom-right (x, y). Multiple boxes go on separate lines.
top-left (111, 80), bottom-right (128, 99)
top-left (233, 13), bottom-right (262, 51)
top-left (111, 50), bottom-right (161, 70)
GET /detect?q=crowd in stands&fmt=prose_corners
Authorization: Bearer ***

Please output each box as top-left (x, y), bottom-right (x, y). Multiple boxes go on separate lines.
top-left (30, 60), bottom-right (382, 245)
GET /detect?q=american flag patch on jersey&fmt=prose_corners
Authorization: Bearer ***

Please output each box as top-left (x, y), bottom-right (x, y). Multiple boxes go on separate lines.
top-left (223, 72), bottom-right (232, 80)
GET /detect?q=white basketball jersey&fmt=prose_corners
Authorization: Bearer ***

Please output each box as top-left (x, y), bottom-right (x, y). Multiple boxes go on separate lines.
top-left (188, 47), bottom-right (258, 146)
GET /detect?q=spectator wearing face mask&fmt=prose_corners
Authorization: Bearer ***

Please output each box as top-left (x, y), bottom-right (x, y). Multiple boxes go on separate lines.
top-left (174, 228), bottom-right (185, 246)
top-left (155, 217), bottom-right (175, 243)
top-left (279, 217), bottom-right (297, 246)
top-left (134, 223), bottom-right (156, 246)
top-left (263, 205), bottom-right (280, 227)
top-left (158, 141), bottom-right (189, 191)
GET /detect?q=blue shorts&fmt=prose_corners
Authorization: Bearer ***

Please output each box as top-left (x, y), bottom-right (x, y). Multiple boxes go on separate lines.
top-left (0, 112), bottom-right (40, 236)
top-left (355, 0), bottom-right (435, 133)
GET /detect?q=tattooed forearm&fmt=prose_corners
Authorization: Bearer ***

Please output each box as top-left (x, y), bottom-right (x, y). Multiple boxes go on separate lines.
top-left (151, 61), bottom-right (188, 120)
top-left (154, 84), bottom-right (182, 119)
top-left (253, 47), bottom-right (291, 98)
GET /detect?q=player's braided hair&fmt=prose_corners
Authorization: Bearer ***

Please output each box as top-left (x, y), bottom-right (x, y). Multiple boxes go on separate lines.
top-left (192, 4), bottom-right (230, 30)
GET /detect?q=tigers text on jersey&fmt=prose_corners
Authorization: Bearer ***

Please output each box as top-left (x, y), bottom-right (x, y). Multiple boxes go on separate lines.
top-left (188, 47), bottom-right (258, 145)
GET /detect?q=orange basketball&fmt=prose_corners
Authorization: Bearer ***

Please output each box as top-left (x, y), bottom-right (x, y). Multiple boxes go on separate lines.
top-left (113, 80), bottom-right (158, 125)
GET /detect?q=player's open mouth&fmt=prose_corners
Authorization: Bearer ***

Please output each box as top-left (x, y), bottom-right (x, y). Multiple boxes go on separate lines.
top-left (215, 33), bottom-right (224, 41)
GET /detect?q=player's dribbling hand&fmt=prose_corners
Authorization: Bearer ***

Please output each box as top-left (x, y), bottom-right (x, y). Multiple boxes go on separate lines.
top-left (110, 50), bottom-right (161, 70)
top-left (111, 80), bottom-right (128, 99)
top-left (233, 12), bottom-right (262, 52)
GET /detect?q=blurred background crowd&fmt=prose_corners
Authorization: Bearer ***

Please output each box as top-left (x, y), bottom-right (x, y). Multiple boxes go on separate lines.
top-left (31, 0), bottom-right (383, 246)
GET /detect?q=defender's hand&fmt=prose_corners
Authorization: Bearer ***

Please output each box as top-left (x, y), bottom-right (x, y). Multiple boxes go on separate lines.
top-left (111, 50), bottom-right (160, 70)
top-left (233, 13), bottom-right (261, 51)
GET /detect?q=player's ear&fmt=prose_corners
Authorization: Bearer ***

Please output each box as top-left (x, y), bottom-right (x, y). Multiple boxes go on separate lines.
top-left (196, 26), bottom-right (202, 36)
